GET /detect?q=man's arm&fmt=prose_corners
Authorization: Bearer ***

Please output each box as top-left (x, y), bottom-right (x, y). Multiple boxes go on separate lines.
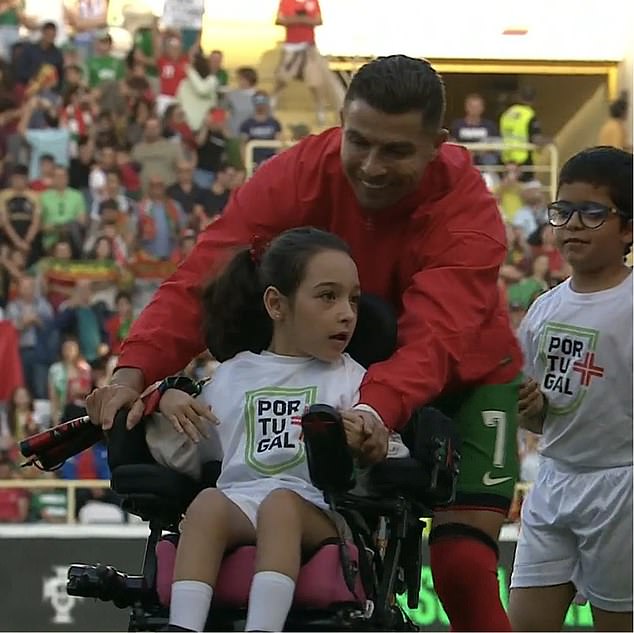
top-left (117, 148), bottom-right (306, 388)
top-left (358, 182), bottom-right (518, 429)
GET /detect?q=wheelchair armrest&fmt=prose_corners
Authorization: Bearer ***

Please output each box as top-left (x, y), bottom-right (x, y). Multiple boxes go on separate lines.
top-left (111, 463), bottom-right (201, 521)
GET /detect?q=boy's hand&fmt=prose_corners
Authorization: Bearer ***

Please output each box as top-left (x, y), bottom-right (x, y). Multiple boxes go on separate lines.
top-left (341, 409), bottom-right (365, 453)
top-left (518, 378), bottom-right (546, 434)
top-left (159, 389), bottom-right (218, 443)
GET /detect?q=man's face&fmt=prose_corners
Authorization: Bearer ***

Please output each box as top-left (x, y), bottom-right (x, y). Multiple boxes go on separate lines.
top-left (209, 52), bottom-right (222, 70)
top-left (95, 37), bottom-right (110, 55)
top-left (465, 96), bottom-right (484, 118)
top-left (340, 99), bottom-right (445, 211)
top-left (145, 119), bottom-right (161, 142)
top-left (41, 26), bottom-right (56, 46)
top-left (41, 159), bottom-right (55, 178)
top-left (53, 168), bottom-right (68, 190)
top-left (106, 173), bottom-right (120, 195)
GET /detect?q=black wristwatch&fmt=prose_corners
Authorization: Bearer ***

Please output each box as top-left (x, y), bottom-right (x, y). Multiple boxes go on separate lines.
top-left (157, 375), bottom-right (204, 398)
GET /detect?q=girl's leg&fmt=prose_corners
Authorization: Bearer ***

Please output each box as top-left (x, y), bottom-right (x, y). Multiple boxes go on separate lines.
top-left (170, 488), bottom-right (256, 631)
top-left (245, 489), bottom-right (338, 632)
top-left (509, 583), bottom-right (575, 631)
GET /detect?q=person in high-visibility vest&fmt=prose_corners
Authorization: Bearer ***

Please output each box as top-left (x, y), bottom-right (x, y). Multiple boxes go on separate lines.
top-left (499, 87), bottom-right (544, 181)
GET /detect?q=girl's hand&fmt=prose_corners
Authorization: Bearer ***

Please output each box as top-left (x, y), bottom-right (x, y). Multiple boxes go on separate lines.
top-left (158, 389), bottom-right (218, 443)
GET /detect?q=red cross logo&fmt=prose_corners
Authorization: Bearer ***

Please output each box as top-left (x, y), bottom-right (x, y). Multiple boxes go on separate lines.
top-left (573, 352), bottom-right (605, 386)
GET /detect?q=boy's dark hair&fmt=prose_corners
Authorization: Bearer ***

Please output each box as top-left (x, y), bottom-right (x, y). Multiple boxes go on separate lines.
top-left (609, 95), bottom-right (628, 119)
top-left (237, 66), bottom-right (258, 86)
top-left (11, 164), bottom-right (28, 177)
top-left (40, 153), bottom-right (55, 163)
top-left (345, 55), bottom-right (446, 131)
top-left (559, 146), bottom-right (633, 256)
top-left (202, 227), bottom-right (350, 362)
top-left (558, 146), bottom-right (633, 220)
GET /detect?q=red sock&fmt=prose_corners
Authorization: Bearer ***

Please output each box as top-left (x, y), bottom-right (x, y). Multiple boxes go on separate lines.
top-left (429, 535), bottom-right (511, 632)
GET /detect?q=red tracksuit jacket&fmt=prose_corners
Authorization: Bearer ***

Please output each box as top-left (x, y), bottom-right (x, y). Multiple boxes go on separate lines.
top-left (118, 128), bottom-right (522, 430)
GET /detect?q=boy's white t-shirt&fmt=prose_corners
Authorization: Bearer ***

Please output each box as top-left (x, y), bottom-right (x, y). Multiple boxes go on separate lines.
top-left (518, 272), bottom-right (633, 469)
top-left (199, 351), bottom-right (366, 508)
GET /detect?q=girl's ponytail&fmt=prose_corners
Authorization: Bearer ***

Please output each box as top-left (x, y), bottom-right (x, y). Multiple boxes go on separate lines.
top-left (201, 248), bottom-right (272, 362)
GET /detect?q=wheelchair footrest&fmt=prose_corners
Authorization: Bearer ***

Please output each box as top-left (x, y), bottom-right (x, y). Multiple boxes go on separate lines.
top-left (67, 564), bottom-right (155, 609)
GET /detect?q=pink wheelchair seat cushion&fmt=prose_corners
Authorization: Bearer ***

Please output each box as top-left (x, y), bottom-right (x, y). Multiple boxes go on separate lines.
top-left (156, 539), bottom-right (366, 609)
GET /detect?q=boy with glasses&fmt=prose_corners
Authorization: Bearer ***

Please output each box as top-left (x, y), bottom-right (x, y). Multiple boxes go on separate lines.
top-left (509, 146), bottom-right (633, 631)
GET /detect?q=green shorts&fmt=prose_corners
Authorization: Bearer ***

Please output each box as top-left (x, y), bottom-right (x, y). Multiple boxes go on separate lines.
top-left (432, 373), bottom-right (522, 512)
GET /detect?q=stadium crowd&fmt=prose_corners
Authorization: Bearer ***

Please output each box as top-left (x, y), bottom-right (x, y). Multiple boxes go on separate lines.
top-left (0, 10), bottom-right (618, 524)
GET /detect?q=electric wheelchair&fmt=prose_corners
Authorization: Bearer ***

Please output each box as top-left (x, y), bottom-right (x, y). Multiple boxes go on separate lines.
top-left (65, 297), bottom-right (461, 632)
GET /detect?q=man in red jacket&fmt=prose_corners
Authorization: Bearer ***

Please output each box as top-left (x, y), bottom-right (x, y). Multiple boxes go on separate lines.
top-left (87, 55), bottom-right (521, 630)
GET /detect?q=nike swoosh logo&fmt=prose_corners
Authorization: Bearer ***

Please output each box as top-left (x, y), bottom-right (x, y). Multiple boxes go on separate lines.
top-left (482, 472), bottom-right (512, 486)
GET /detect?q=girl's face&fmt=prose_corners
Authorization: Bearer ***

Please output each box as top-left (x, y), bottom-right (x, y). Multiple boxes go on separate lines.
top-left (62, 340), bottom-right (80, 362)
top-left (95, 237), bottom-right (112, 259)
top-left (265, 250), bottom-right (361, 362)
top-left (13, 387), bottom-right (31, 408)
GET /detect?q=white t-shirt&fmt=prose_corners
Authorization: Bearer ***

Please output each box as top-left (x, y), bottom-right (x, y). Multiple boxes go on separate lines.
top-left (199, 351), bottom-right (366, 508)
top-left (518, 272), bottom-right (633, 468)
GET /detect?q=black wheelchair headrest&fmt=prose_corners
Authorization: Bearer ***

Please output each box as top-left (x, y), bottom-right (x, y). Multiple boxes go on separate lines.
top-left (106, 408), bottom-right (155, 472)
top-left (346, 294), bottom-right (397, 369)
top-left (301, 404), bottom-right (355, 495)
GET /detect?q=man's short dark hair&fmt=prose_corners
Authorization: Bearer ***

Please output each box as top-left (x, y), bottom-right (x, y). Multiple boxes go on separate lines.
top-left (40, 153), bottom-right (55, 163)
top-left (344, 55), bottom-right (446, 131)
top-left (609, 96), bottom-right (628, 119)
top-left (42, 21), bottom-right (57, 30)
top-left (237, 66), bottom-right (258, 86)
top-left (115, 290), bottom-right (132, 304)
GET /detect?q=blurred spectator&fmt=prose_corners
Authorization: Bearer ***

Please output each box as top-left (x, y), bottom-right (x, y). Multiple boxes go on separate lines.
top-left (125, 96), bottom-right (153, 147)
top-left (226, 66), bottom-right (257, 138)
top-left (162, 103), bottom-right (195, 152)
top-left (499, 86), bottom-right (545, 181)
top-left (90, 169), bottom-right (135, 219)
top-left (86, 31), bottom-right (125, 89)
top-left (177, 51), bottom-right (218, 132)
top-left (30, 153), bottom-right (56, 191)
top-left (88, 144), bottom-right (117, 204)
top-left (495, 162), bottom-right (524, 223)
top-left (0, 386), bottom-right (40, 442)
top-left (500, 222), bottom-right (532, 284)
top-left (0, 453), bottom-right (29, 522)
top-left (60, 86), bottom-right (93, 158)
top-left (6, 275), bottom-right (55, 399)
top-left (16, 22), bottom-right (63, 89)
top-left (63, 63), bottom-right (84, 91)
top-left (0, 164), bottom-right (43, 266)
top-left (273, 0), bottom-right (326, 125)
top-left (48, 336), bottom-right (92, 424)
top-left (194, 107), bottom-right (227, 188)
top-left (506, 254), bottom-right (550, 312)
top-left (68, 136), bottom-right (95, 198)
top-left (18, 97), bottom-right (70, 181)
top-left (240, 91), bottom-right (282, 167)
top-left (57, 279), bottom-right (108, 362)
top-left (66, 0), bottom-right (108, 61)
top-left (167, 159), bottom-right (204, 220)
top-left (104, 289), bottom-right (132, 355)
top-left (512, 180), bottom-right (547, 240)
top-left (40, 164), bottom-right (87, 254)
top-left (450, 93), bottom-right (498, 165)
top-left (208, 49), bottom-right (228, 91)
top-left (598, 92), bottom-right (630, 151)
top-left (25, 467), bottom-right (68, 523)
top-left (0, 0), bottom-right (24, 60)
top-left (131, 116), bottom-right (184, 190)
top-left (195, 161), bottom-right (233, 228)
top-left (156, 31), bottom-right (188, 116)
top-left (528, 223), bottom-right (571, 285)
top-left (137, 173), bottom-right (186, 260)
top-left (0, 244), bottom-right (27, 304)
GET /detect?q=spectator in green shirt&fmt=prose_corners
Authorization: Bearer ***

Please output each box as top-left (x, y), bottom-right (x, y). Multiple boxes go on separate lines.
top-left (40, 165), bottom-right (87, 254)
top-left (86, 31), bottom-right (125, 89)
top-left (0, 0), bottom-right (22, 60)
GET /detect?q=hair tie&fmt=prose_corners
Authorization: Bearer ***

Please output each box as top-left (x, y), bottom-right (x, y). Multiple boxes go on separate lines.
top-left (249, 234), bottom-right (268, 265)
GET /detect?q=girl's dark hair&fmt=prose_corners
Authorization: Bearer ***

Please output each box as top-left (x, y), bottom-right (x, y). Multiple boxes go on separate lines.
top-left (7, 386), bottom-right (34, 437)
top-left (202, 227), bottom-right (351, 362)
top-left (192, 52), bottom-right (211, 78)
top-left (345, 55), bottom-right (446, 131)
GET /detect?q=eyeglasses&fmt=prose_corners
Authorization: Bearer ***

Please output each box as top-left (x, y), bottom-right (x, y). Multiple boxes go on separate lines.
top-left (547, 201), bottom-right (627, 230)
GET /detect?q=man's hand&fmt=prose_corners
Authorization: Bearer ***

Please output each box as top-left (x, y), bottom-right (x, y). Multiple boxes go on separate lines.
top-left (85, 368), bottom-right (146, 431)
top-left (518, 377), bottom-right (546, 434)
top-left (159, 389), bottom-right (218, 443)
top-left (356, 410), bottom-right (389, 465)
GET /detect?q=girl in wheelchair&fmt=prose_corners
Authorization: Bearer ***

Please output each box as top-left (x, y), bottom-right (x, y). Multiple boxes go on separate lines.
top-left (153, 227), bottom-right (401, 632)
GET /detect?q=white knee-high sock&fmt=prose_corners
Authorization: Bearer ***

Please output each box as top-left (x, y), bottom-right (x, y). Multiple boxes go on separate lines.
top-left (245, 571), bottom-right (296, 632)
top-left (169, 580), bottom-right (213, 632)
